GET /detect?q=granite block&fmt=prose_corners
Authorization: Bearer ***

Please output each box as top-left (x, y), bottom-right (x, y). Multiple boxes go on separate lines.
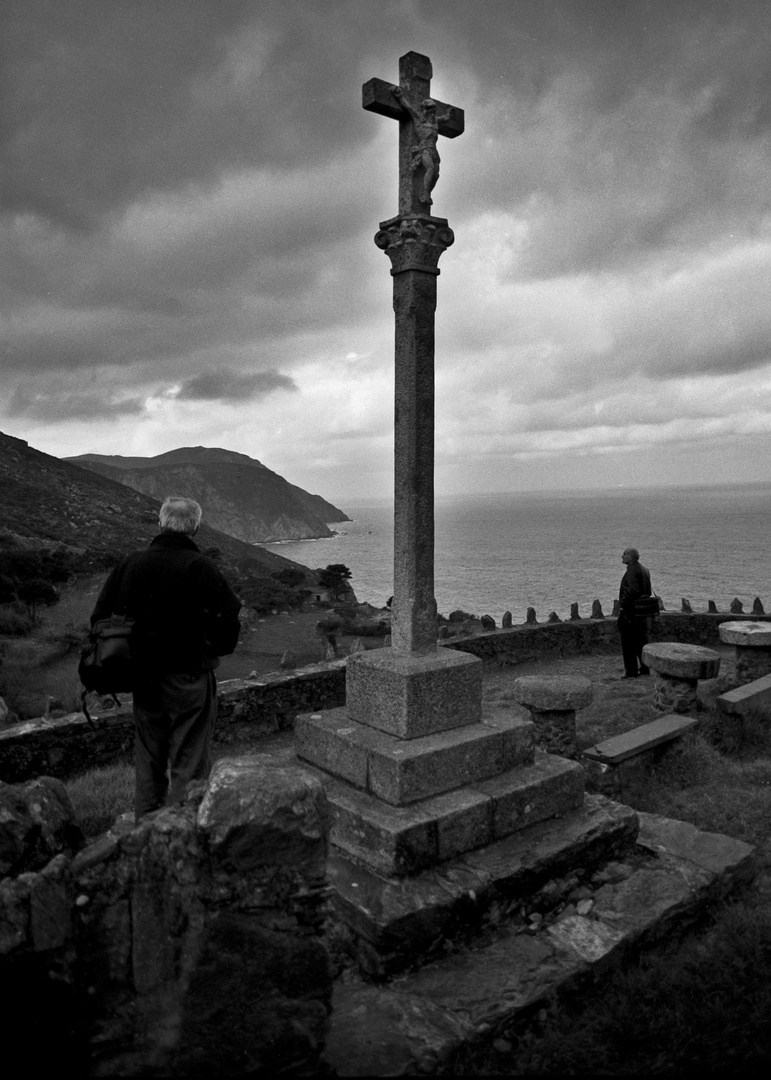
top-left (367, 722), bottom-right (505, 806)
top-left (480, 708), bottom-right (535, 768)
top-left (318, 779), bottom-right (496, 876)
top-left (295, 708), bottom-right (395, 789)
top-left (346, 647), bottom-right (483, 738)
top-left (472, 752), bottom-right (585, 839)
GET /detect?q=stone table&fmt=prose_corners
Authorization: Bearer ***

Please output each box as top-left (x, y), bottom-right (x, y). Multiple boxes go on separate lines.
top-left (641, 642), bottom-right (720, 715)
top-left (512, 675), bottom-right (593, 758)
top-left (718, 621), bottom-right (771, 684)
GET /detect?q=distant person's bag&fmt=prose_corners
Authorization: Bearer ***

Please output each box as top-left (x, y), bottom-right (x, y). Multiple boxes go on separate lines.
top-left (634, 594), bottom-right (660, 617)
top-left (78, 614), bottom-right (135, 725)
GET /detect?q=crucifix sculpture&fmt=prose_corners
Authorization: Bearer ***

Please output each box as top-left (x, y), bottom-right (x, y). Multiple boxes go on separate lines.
top-left (363, 52), bottom-right (464, 655)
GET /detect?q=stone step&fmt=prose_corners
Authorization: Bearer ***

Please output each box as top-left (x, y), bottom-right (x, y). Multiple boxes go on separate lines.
top-left (325, 792), bottom-right (641, 978)
top-left (296, 706), bottom-right (534, 806)
top-left (324, 812), bottom-right (756, 1076)
top-left (313, 751), bottom-right (585, 877)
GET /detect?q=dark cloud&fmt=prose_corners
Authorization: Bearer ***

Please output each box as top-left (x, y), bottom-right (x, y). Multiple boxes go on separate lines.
top-left (9, 385), bottom-right (145, 421)
top-left (175, 368), bottom-right (297, 401)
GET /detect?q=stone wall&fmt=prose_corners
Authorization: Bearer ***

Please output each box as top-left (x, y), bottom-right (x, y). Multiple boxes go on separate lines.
top-left (1, 756), bottom-right (332, 1076)
top-left (1, 614), bottom-right (767, 786)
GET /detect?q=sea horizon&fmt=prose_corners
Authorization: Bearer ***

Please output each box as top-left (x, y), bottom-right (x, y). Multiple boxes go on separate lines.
top-left (266, 481), bottom-right (771, 620)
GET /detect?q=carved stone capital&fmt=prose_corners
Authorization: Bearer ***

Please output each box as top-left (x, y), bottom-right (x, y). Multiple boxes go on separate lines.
top-left (374, 214), bottom-right (455, 275)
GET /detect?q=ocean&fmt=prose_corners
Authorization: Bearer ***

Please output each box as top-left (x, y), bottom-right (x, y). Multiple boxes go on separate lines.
top-left (265, 483), bottom-right (771, 621)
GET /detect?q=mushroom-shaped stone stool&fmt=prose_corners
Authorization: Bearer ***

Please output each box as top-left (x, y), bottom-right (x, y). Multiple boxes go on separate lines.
top-left (642, 642), bottom-right (720, 715)
top-left (512, 675), bottom-right (592, 758)
top-left (718, 621), bottom-right (771, 685)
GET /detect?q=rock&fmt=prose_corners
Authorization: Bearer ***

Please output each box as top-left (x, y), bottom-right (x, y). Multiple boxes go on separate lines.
top-left (753, 597), bottom-right (765, 614)
top-left (501, 611), bottom-right (513, 628)
top-left (348, 638), bottom-right (366, 655)
top-left (480, 615), bottom-right (495, 631)
top-left (197, 756), bottom-right (329, 877)
top-left (591, 599), bottom-right (604, 618)
top-left (730, 598), bottom-right (744, 614)
top-left (681, 598), bottom-right (692, 612)
top-left (0, 777), bottom-right (83, 877)
top-left (526, 607), bottom-right (537, 624)
top-left (576, 898), bottom-right (594, 916)
top-left (569, 603), bottom-right (580, 621)
top-left (512, 675), bottom-right (593, 712)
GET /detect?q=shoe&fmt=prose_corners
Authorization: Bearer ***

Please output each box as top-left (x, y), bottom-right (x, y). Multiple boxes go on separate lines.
top-left (621, 673), bottom-right (639, 679)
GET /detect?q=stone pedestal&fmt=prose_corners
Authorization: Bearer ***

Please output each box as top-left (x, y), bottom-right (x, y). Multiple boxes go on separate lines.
top-left (296, 645), bottom-right (585, 877)
top-left (642, 642), bottom-right (720, 715)
top-left (718, 621), bottom-right (771, 684)
top-left (511, 676), bottom-right (592, 758)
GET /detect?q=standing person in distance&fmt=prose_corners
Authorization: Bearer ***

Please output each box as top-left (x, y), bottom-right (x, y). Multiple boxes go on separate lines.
top-left (618, 547), bottom-right (653, 679)
top-left (90, 495), bottom-right (241, 821)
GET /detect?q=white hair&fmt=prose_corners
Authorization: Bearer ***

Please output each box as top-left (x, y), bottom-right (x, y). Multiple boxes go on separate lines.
top-left (159, 496), bottom-right (202, 535)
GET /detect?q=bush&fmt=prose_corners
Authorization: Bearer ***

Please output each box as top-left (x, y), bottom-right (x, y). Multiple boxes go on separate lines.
top-left (240, 576), bottom-right (303, 615)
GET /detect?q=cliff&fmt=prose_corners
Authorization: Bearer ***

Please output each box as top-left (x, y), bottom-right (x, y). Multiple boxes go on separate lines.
top-left (0, 431), bottom-right (312, 583)
top-left (65, 446), bottom-right (350, 543)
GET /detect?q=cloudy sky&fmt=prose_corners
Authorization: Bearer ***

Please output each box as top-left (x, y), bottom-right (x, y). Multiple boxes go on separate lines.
top-left (3, 0), bottom-right (771, 503)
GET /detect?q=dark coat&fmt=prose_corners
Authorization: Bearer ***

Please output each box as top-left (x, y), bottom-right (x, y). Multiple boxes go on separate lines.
top-left (91, 532), bottom-right (241, 675)
top-left (619, 560), bottom-right (652, 618)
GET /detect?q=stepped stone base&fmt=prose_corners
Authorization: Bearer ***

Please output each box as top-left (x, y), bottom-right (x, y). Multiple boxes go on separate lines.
top-left (324, 810), bottom-right (756, 1075)
top-left (325, 793), bottom-right (641, 977)
top-left (296, 705), bottom-right (534, 806)
top-left (304, 751), bottom-right (584, 876)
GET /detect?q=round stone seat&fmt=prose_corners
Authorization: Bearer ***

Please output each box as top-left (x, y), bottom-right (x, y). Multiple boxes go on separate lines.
top-left (718, 620), bottom-right (771, 684)
top-left (512, 676), bottom-right (592, 758)
top-left (641, 642), bottom-right (720, 681)
top-left (718, 621), bottom-right (771, 647)
top-left (512, 675), bottom-right (593, 712)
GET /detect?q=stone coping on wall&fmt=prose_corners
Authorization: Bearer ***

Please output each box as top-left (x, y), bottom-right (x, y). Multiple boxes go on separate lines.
top-left (1, 613), bottom-right (768, 785)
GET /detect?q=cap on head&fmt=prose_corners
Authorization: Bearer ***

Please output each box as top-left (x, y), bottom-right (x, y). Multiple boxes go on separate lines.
top-left (159, 496), bottom-right (202, 535)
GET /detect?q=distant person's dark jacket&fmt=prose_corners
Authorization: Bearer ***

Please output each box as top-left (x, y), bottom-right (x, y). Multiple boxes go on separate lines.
top-left (91, 532), bottom-right (241, 676)
top-left (619, 561), bottom-right (652, 619)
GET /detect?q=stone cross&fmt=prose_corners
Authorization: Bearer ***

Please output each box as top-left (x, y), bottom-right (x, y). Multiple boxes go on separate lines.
top-left (363, 52), bottom-right (464, 654)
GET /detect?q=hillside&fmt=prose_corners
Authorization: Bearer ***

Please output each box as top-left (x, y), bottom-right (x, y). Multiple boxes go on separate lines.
top-left (65, 446), bottom-right (350, 543)
top-left (0, 431), bottom-right (313, 584)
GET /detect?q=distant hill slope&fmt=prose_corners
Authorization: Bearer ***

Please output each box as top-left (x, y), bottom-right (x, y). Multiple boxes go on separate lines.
top-left (0, 431), bottom-right (313, 584)
top-left (65, 446), bottom-right (350, 543)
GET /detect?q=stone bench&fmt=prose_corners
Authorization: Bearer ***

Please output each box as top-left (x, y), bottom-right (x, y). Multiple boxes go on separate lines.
top-left (716, 672), bottom-right (771, 719)
top-left (512, 675), bottom-right (592, 758)
top-left (582, 714), bottom-right (699, 795)
top-left (641, 642), bottom-right (720, 715)
top-left (718, 621), bottom-right (771, 684)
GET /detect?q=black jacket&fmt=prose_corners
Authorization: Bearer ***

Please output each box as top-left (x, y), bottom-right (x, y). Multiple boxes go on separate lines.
top-left (619, 560), bottom-right (652, 618)
top-left (91, 532), bottom-right (241, 675)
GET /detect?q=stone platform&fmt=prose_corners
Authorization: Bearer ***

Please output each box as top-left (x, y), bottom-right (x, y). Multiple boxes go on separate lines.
top-left (324, 810), bottom-right (756, 1075)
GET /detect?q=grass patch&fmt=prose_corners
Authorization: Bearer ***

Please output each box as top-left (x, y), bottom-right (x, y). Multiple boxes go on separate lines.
top-left (67, 762), bottom-right (133, 837)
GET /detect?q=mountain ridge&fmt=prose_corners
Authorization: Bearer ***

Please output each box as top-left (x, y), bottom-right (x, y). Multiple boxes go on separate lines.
top-left (65, 447), bottom-right (350, 544)
top-left (0, 431), bottom-right (312, 584)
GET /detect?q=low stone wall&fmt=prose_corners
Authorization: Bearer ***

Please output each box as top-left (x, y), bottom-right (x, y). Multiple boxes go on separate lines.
top-left (1, 756), bottom-right (332, 1075)
top-left (2, 615), bottom-right (768, 786)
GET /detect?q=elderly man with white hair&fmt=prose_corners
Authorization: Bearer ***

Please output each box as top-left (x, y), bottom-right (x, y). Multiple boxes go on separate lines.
top-left (91, 495), bottom-right (241, 820)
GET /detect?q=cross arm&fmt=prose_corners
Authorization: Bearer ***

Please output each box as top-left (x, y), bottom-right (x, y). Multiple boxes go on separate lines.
top-left (362, 78), bottom-right (465, 138)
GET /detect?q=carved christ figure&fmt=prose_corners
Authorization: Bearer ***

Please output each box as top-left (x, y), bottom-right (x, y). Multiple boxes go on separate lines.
top-left (393, 86), bottom-right (450, 206)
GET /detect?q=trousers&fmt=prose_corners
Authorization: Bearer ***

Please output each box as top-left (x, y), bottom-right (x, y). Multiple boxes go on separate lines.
top-left (132, 669), bottom-right (217, 819)
top-left (618, 615), bottom-right (649, 676)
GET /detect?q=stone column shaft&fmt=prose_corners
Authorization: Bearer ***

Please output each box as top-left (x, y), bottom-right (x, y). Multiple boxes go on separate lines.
top-left (392, 270), bottom-right (438, 654)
